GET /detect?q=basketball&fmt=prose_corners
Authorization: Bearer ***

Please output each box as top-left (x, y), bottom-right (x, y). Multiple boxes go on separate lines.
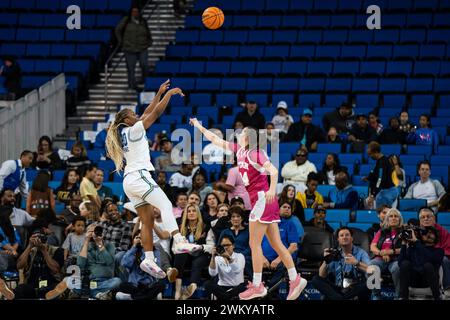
top-left (202, 7), bottom-right (225, 30)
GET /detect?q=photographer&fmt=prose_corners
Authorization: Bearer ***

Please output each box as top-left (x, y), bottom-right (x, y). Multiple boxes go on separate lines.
top-left (204, 235), bottom-right (246, 300)
top-left (73, 224), bottom-right (121, 299)
top-left (398, 226), bottom-right (444, 300)
top-left (115, 231), bottom-right (165, 300)
top-left (312, 227), bottom-right (371, 300)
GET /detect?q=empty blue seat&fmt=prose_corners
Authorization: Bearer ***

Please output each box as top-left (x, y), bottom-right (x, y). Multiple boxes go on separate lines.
top-left (290, 45), bottom-right (316, 59)
top-left (221, 78), bottom-right (247, 91)
top-left (326, 209), bottom-right (350, 224)
top-left (241, 0), bottom-right (264, 12)
top-left (223, 31), bottom-right (248, 43)
top-left (64, 60), bottom-right (90, 76)
top-left (233, 15), bottom-right (258, 28)
top-left (322, 29), bottom-right (348, 43)
top-left (199, 30), bottom-right (223, 44)
top-left (352, 79), bottom-right (379, 92)
top-left (27, 44), bottom-right (51, 57)
top-left (246, 94), bottom-right (268, 107)
top-left (257, 15), bottom-right (282, 28)
top-left (400, 154), bottom-right (425, 165)
top-left (16, 28), bottom-right (40, 41)
top-left (190, 93), bottom-right (212, 106)
top-left (166, 45), bottom-right (190, 57)
top-left (348, 30), bottom-right (372, 43)
top-left (440, 61), bottom-right (450, 76)
top-left (239, 46), bottom-right (264, 59)
top-left (315, 45), bottom-right (341, 59)
top-left (65, 29), bottom-right (89, 42)
top-left (359, 61), bottom-right (385, 76)
top-left (380, 144), bottom-right (402, 155)
top-left (379, 78), bottom-right (405, 92)
top-left (399, 29), bottom-right (426, 43)
top-left (414, 60), bottom-right (441, 76)
top-left (248, 30), bottom-right (273, 44)
top-left (34, 60), bottom-right (63, 73)
top-left (297, 94), bottom-right (320, 108)
top-left (190, 45), bottom-right (215, 59)
top-left (427, 29), bottom-right (450, 44)
top-left (196, 106), bottom-right (219, 123)
top-left (230, 61), bottom-right (255, 76)
top-left (308, 61), bottom-right (333, 75)
top-left (145, 77), bottom-right (167, 91)
top-left (386, 61), bottom-right (412, 76)
top-left (341, 45), bottom-right (366, 59)
top-left (0, 29), bottom-right (16, 41)
top-left (273, 78), bottom-right (300, 92)
top-left (356, 95), bottom-right (379, 109)
top-left (10, 0), bottom-right (35, 9)
top-left (273, 30), bottom-right (297, 43)
top-left (340, 153), bottom-right (363, 163)
top-left (299, 78), bottom-right (325, 92)
top-left (246, 78), bottom-right (272, 91)
top-left (298, 30), bottom-right (323, 43)
top-left (407, 13), bottom-right (433, 27)
top-left (406, 78), bottom-right (433, 93)
top-left (205, 61), bottom-right (229, 75)
top-left (398, 198), bottom-right (427, 212)
top-left (374, 28), bottom-right (400, 43)
top-left (214, 45), bottom-right (239, 59)
top-left (216, 93), bottom-right (238, 106)
top-left (410, 94), bottom-right (434, 108)
top-left (332, 61), bottom-right (359, 76)
top-left (184, 16), bottom-right (204, 29)
top-left (155, 61), bottom-right (179, 75)
top-left (431, 155), bottom-right (450, 166)
top-left (382, 14), bottom-right (406, 28)
top-left (264, 45), bottom-right (290, 58)
top-left (324, 94), bottom-right (348, 107)
top-left (317, 143), bottom-right (341, 154)
top-left (176, 30), bottom-right (199, 44)
top-left (326, 78), bottom-right (352, 92)
top-left (171, 78), bottom-right (195, 91)
top-left (366, 45), bottom-right (393, 59)
top-left (305, 15), bottom-right (330, 28)
top-left (255, 61), bottom-right (281, 76)
top-left (393, 44), bottom-right (420, 59)
top-left (22, 76), bottom-right (51, 88)
top-left (272, 94), bottom-right (294, 108)
top-left (50, 44), bottom-right (75, 57)
top-left (19, 13), bottom-right (44, 26)
top-left (435, 78), bottom-right (450, 93)
top-left (437, 214), bottom-right (450, 226)
top-left (355, 210), bottom-right (379, 223)
top-left (420, 44), bottom-right (446, 59)
top-left (384, 94), bottom-right (406, 107)
top-left (407, 145), bottom-right (432, 158)
top-left (434, 13), bottom-right (450, 27)
top-left (108, 0), bottom-right (132, 11)
top-left (0, 13), bottom-right (18, 25)
top-left (180, 61), bottom-right (205, 75)
top-left (18, 60), bottom-right (34, 73)
top-left (85, 0), bottom-right (108, 11)
top-left (347, 223), bottom-right (372, 232)
top-left (195, 78), bottom-right (221, 91)
top-left (282, 15), bottom-right (306, 28)
top-left (43, 14), bottom-right (69, 27)
top-left (40, 29), bottom-right (65, 42)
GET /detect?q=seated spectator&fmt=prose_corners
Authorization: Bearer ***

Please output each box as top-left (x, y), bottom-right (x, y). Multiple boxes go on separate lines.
top-left (367, 205), bottom-right (390, 243)
top-left (79, 200), bottom-right (100, 226)
top-left (0, 188), bottom-right (34, 228)
top-left (10, 228), bottom-right (65, 299)
top-left (62, 216), bottom-right (86, 266)
top-left (155, 171), bottom-right (175, 205)
top-left (0, 206), bottom-right (21, 273)
top-left (94, 124), bottom-right (110, 151)
top-left (233, 120), bottom-right (244, 132)
top-left (325, 127), bottom-right (343, 144)
top-left (215, 158), bottom-right (252, 211)
top-left (122, 202), bottom-right (137, 224)
top-left (173, 193), bottom-right (188, 221)
top-left (210, 203), bottom-right (231, 240)
top-left (265, 122), bottom-right (280, 144)
top-left (418, 207), bottom-right (450, 295)
top-left (202, 128), bottom-right (232, 163)
top-left (281, 147), bottom-right (317, 193)
top-left (174, 204), bottom-right (213, 300)
top-left (29, 216), bottom-right (61, 247)
top-left (407, 114), bottom-right (439, 154)
top-left (218, 207), bottom-right (250, 258)
top-left (234, 101), bottom-right (266, 130)
top-left (190, 171), bottom-right (213, 203)
top-left (398, 226), bottom-right (444, 300)
top-left (311, 227), bottom-right (371, 300)
top-left (0, 150), bottom-right (33, 201)
top-left (99, 199), bottom-right (113, 223)
top-left (404, 161), bottom-right (446, 212)
top-left (115, 231), bottom-right (166, 300)
top-left (296, 172), bottom-right (324, 209)
top-left (284, 108), bottom-right (325, 152)
top-left (66, 141), bottom-right (91, 173)
top-left (369, 208), bottom-right (403, 299)
top-left (61, 192), bottom-right (82, 225)
top-left (154, 137), bottom-right (182, 173)
top-left (80, 164), bottom-right (101, 210)
top-left (0, 56), bottom-right (21, 98)
top-left (150, 132), bottom-right (165, 152)
top-left (260, 201), bottom-right (303, 290)
top-left (322, 102), bottom-right (355, 134)
top-left (204, 235), bottom-right (246, 300)
top-left (319, 153), bottom-right (345, 186)
top-left (36, 209), bottom-right (66, 246)
top-left (26, 171), bottom-right (55, 218)
top-left (202, 192), bottom-right (221, 227)
top-left (55, 169), bottom-right (79, 205)
top-left (368, 112), bottom-right (383, 135)
top-left (94, 169), bottom-right (113, 202)
top-left (190, 153), bottom-right (208, 182)
top-left (73, 223), bottom-right (121, 299)
top-left (31, 136), bottom-right (63, 171)
top-left (378, 117), bottom-right (407, 145)
top-left (187, 191), bottom-right (201, 207)
top-left (279, 185), bottom-right (305, 223)
top-left (98, 202), bottom-right (132, 281)
top-left (151, 207), bottom-right (176, 279)
top-left (303, 207), bottom-right (334, 234)
top-left (271, 101), bottom-right (294, 139)
top-left (323, 171), bottom-right (359, 211)
top-left (399, 111), bottom-right (414, 135)
top-left (348, 114), bottom-right (377, 152)
top-left (389, 155), bottom-right (406, 196)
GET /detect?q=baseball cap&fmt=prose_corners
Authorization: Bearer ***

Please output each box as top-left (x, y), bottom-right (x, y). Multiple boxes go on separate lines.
top-left (314, 206), bottom-right (326, 214)
top-left (303, 108), bottom-right (313, 116)
top-left (123, 202), bottom-right (137, 215)
top-left (230, 196), bottom-right (244, 206)
top-left (276, 101), bottom-right (288, 110)
top-left (159, 137), bottom-right (170, 146)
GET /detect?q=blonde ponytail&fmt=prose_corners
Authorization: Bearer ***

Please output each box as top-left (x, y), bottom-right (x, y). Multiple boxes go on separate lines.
top-left (105, 109), bottom-right (130, 172)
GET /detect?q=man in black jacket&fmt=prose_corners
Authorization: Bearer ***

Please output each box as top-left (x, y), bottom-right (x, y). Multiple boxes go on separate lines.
top-left (378, 117), bottom-right (407, 145)
top-left (398, 226), bottom-right (444, 300)
top-left (322, 102), bottom-right (355, 134)
top-left (234, 101), bottom-right (266, 130)
top-left (0, 56), bottom-right (21, 99)
top-left (284, 108), bottom-right (325, 151)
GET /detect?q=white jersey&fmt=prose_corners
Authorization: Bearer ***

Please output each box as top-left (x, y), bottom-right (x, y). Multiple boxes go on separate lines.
top-left (121, 121), bottom-right (155, 175)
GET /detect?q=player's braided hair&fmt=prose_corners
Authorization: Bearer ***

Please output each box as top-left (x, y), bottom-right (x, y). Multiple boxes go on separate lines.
top-left (105, 109), bottom-right (130, 172)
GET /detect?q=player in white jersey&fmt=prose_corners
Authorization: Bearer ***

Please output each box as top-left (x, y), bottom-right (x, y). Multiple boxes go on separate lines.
top-left (106, 80), bottom-right (202, 280)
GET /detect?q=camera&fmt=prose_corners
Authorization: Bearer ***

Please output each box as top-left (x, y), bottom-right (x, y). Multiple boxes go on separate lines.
top-left (324, 248), bottom-right (341, 264)
top-left (398, 225), bottom-right (427, 242)
top-left (93, 226), bottom-right (103, 237)
top-left (216, 245), bottom-right (225, 255)
top-left (33, 230), bottom-right (48, 244)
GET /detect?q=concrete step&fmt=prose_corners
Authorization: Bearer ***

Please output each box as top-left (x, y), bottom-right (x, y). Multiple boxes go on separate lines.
top-left (81, 100), bottom-right (136, 106)
top-left (77, 106), bottom-right (119, 112)
top-left (68, 116), bottom-right (105, 123)
top-left (89, 93), bottom-right (137, 100)
top-left (92, 83), bottom-right (131, 89)
top-left (89, 88), bottom-right (132, 95)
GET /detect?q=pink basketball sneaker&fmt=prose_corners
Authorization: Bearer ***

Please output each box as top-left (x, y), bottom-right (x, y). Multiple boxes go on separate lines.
top-left (286, 274), bottom-right (307, 300)
top-left (239, 282), bottom-right (267, 300)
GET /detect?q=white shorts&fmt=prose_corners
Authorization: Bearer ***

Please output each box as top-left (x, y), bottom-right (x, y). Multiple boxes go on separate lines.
top-left (123, 170), bottom-right (158, 209)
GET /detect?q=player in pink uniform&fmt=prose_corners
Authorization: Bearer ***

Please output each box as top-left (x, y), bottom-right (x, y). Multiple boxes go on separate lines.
top-left (190, 119), bottom-right (307, 300)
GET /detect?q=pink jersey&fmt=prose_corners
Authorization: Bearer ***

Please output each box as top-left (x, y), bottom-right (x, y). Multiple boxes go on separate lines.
top-left (231, 143), bottom-right (270, 204)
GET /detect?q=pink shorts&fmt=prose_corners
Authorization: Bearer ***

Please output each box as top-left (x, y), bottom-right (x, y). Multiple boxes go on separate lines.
top-left (249, 191), bottom-right (280, 224)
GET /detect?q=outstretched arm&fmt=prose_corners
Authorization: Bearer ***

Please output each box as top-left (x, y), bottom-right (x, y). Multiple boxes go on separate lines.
top-left (190, 118), bottom-right (232, 151)
top-left (139, 80), bottom-right (170, 120)
top-left (142, 88), bottom-right (184, 130)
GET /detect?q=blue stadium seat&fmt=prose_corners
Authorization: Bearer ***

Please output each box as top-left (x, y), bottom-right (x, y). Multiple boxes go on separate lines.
top-left (406, 78), bottom-right (433, 93)
top-left (248, 30), bottom-right (273, 44)
top-left (16, 28), bottom-right (40, 42)
top-left (420, 44), bottom-right (446, 59)
top-left (431, 155), bottom-right (450, 166)
top-left (205, 61), bottom-right (230, 75)
top-left (355, 210), bottom-right (379, 223)
top-left (366, 45), bottom-right (393, 59)
top-left (22, 76), bottom-right (52, 88)
top-left (34, 60), bottom-right (63, 73)
top-left (199, 30), bottom-right (223, 44)
top-left (230, 61), bottom-right (255, 76)
top-left (246, 78), bottom-right (272, 91)
top-left (338, 0), bottom-right (361, 11)
top-left (233, 15), bottom-right (258, 28)
top-left (272, 94), bottom-right (294, 108)
top-left (414, 60), bottom-right (441, 76)
top-left (255, 61), bottom-right (281, 76)
top-left (435, 78), bottom-right (450, 93)
top-left (307, 61), bottom-right (333, 76)
top-left (324, 94), bottom-right (348, 107)
top-left (348, 30), bottom-right (373, 44)
top-left (27, 44), bottom-right (51, 57)
top-left (196, 106), bottom-right (219, 123)
top-left (359, 61), bottom-right (386, 77)
top-left (383, 94), bottom-right (406, 108)
top-left (333, 61), bottom-right (359, 76)
top-left (39, 29), bottom-right (65, 42)
top-left (180, 61), bottom-right (205, 75)
top-left (19, 13), bottom-right (44, 27)
top-left (440, 61), bottom-right (450, 76)
top-left (171, 78), bottom-right (195, 91)
top-left (373, 28), bottom-right (400, 43)
top-left (241, 0), bottom-right (264, 13)
top-left (155, 61), bottom-right (180, 76)
top-left (434, 13), bottom-right (450, 27)
top-left (64, 60), bottom-right (90, 76)
top-left (239, 46), bottom-right (264, 60)
top-left (317, 143), bottom-right (341, 154)
top-left (273, 30), bottom-right (298, 44)
top-left (386, 61), bottom-right (412, 76)
top-left (438, 146), bottom-right (450, 155)
top-left (108, 0), bottom-right (132, 11)
top-left (399, 29), bottom-right (426, 43)
top-left (326, 78), bottom-right (352, 92)
top-left (257, 15), bottom-right (282, 29)
top-left (407, 13), bottom-right (433, 27)
top-left (223, 31), bottom-right (248, 43)
top-left (326, 209), bottom-right (350, 224)
top-left (341, 45), bottom-right (366, 59)
top-left (65, 29), bottom-right (90, 42)
top-left (299, 78), bottom-right (325, 92)
top-left (410, 94), bottom-right (434, 108)
top-left (265, 0), bottom-right (290, 12)
top-left (356, 94), bottom-right (379, 109)
top-left (282, 15), bottom-right (306, 28)
top-left (85, 0), bottom-right (108, 12)
top-left (427, 29), bottom-right (450, 44)
top-left (380, 144), bottom-right (402, 155)
top-left (407, 145), bottom-right (433, 158)
top-left (176, 30), bottom-right (199, 44)
top-left (166, 45), bottom-right (190, 58)
top-left (379, 78), bottom-right (406, 92)
top-left (352, 79), bottom-right (379, 93)
top-left (290, 45), bottom-right (316, 59)
top-left (308, 153), bottom-right (327, 165)
top-left (190, 93), bottom-right (212, 106)
top-left (298, 30), bottom-right (323, 43)
top-left (190, 45), bottom-right (215, 59)
top-left (214, 45), bottom-right (239, 59)
top-left (353, 186), bottom-right (369, 199)
top-left (340, 153), bottom-right (362, 164)
top-left (216, 93), bottom-right (238, 106)
top-left (347, 223), bottom-right (372, 232)
top-left (144, 77), bottom-right (167, 91)
top-left (0, 13), bottom-right (18, 26)
top-left (402, 211), bottom-right (419, 222)
top-left (437, 214), bottom-right (450, 226)
top-left (221, 78), bottom-right (247, 91)
top-left (382, 14), bottom-right (406, 28)
top-left (315, 45), bottom-right (341, 59)
top-left (195, 78), bottom-right (221, 91)
top-left (400, 154), bottom-right (426, 165)
top-left (50, 44), bottom-right (75, 57)
top-left (305, 15), bottom-right (330, 28)
top-left (266, 79), bottom-right (297, 96)
top-left (290, 0), bottom-right (314, 11)
top-left (18, 59), bottom-right (34, 73)
top-left (264, 45), bottom-right (290, 58)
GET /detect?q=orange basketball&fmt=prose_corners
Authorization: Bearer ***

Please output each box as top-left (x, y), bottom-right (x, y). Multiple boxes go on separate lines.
top-left (202, 7), bottom-right (225, 30)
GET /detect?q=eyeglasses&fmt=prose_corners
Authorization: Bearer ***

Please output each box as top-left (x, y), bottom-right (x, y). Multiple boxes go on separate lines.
top-left (296, 154), bottom-right (307, 157)
top-left (420, 215), bottom-right (433, 220)
top-left (221, 244), bottom-right (232, 247)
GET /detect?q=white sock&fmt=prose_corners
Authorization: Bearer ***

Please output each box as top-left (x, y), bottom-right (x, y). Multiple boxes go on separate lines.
top-left (144, 251), bottom-right (155, 260)
top-left (173, 233), bottom-right (184, 242)
top-left (253, 273), bottom-right (262, 287)
top-left (287, 268), bottom-right (298, 282)
top-left (117, 292), bottom-right (132, 300)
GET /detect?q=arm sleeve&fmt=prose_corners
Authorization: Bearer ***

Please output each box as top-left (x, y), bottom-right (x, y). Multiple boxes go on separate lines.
top-left (371, 230), bottom-right (381, 245)
top-left (62, 234), bottom-right (71, 250)
top-left (98, 243), bottom-right (115, 265)
top-left (0, 160), bottom-right (15, 190)
top-left (360, 250), bottom-right (371, 265)
top-left (119, 224), bottom-right (132, 252)
top-left (225, 169), bottom-right (237, 186)
top-left (229, 253), bottom-right (245, 273)
top-left (434, 181), bottom-right (446, 199)
top-left (121, 247), bottom-right (138, 270)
